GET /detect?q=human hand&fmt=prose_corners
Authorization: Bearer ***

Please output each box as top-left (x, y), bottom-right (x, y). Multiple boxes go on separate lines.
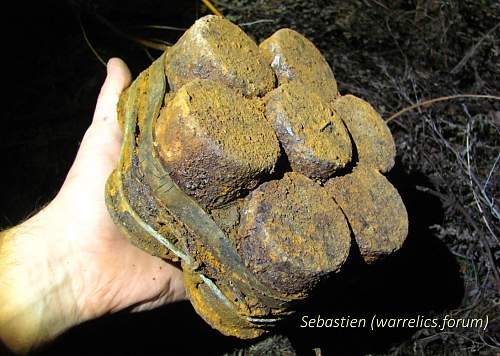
top-left (0, 58), bottom-right (185, 354)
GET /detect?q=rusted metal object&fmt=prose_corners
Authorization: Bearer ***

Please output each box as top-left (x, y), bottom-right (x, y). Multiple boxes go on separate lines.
top-left (260, 28), bottom-right (339, 102)
top-left (331, 95), bottom-right (396, 173)
top-left (155, 79), bottom-right (280, 208)
top-left (164, 15), bottom-right (275, 96)
top-left (325, 166), bottom-right (408, 264)
top-left (265, 82), bottom-right (352, 181)
top-left (105, 15), bottom-right (408, 339)
top-left (236, 172), bottom-right (351, 295)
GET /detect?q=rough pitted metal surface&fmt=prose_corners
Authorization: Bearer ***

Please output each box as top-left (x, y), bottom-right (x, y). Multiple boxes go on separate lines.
top-left (105, 15), bottom-right (408, 339)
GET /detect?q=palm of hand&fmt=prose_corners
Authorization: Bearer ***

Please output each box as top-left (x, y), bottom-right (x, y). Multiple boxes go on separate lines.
top-left (0, 59), bottom-right (185, 354)
top-left (45, 59), bottom-right (185, 321)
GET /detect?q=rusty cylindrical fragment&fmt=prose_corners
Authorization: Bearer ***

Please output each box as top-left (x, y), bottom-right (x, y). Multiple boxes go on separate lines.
top-left (265, 83), bottom-right (352, 181)
top-left (260, 28), bottom-right (339, 102)
top-left (332, 95), bottom-right (396, 172)
top-left (182, 172), bottom-right (352, 338)
top-left (324, 166), bottom-right (408, 264)
top-left (165, 15), bottom-right (275, 97)
top-left (154, 79), bottom-right (280, 208)
top-left (236, 172), bottom-right (351, 295)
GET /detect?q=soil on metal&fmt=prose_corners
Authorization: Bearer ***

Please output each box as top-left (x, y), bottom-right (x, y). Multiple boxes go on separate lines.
top-left (265, 82), bottom-right (352, 180)
top-left (236, 172), bottom-right (351, 295)
top-left (154, 79), bottom-right (280, 208)
top-left (325, 166), bottom-right (408, 263)
top-left (105, 14), bottom-right (407, 341)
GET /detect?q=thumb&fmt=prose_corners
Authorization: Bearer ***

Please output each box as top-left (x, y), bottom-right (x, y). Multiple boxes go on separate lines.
top-left (92, 58), bottom-right (132, 127)
top-left (63, 58), bottom-right (132, 187)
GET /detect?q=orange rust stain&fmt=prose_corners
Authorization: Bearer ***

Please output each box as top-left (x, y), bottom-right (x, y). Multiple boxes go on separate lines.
top-left (105, 15), bottom-right (408, 340)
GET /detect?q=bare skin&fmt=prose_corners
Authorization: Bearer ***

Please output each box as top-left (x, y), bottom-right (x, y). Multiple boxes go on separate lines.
top-left (0, 58), bottom-right (185, 354)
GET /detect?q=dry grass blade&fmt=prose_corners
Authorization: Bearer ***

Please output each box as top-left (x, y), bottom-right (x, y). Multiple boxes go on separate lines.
top-left (137, 24), bottom-right (187, 31)
top-left (239, 19), bottom-right (276, 27)
top-left (201, 0), bottom-right (223, 17)
top-left (77, 13), bottom-right (106, 67)
top-left (94, 13), bottom-right (170, 52)
top-left (451, 22), bottom-right (500, 74)
top-left (385, 94), bottom-right (500, 123)
top-left (134, 37), bottom-right (170, 51)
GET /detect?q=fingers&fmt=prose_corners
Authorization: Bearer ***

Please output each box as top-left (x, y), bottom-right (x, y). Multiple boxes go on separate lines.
top-left (129, 263), bottom-right (187, 313)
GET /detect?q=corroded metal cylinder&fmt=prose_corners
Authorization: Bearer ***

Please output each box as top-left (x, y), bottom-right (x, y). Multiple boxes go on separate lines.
top-left (105, 15), bottom-right (408, 339)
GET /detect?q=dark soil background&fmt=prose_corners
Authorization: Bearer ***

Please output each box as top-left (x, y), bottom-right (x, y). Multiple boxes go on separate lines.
top-left (1, 1), bottom-right (499, 355)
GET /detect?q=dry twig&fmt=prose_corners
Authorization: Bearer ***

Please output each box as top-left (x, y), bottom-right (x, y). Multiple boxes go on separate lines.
top-left (385, 94), bottom-right (500, 123)
top-left (450, 22), bottom-right (500, 74)
top-left (201, 0), bottom-right (223, 17)
top-left (77, 13), bottom-right (106, 66)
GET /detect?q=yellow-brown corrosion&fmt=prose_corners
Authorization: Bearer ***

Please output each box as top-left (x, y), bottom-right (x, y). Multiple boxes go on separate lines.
top-left (265, 82), bottom-right (352, 180)
top-left (260, 28), bottom-right (339, 102)
top-left (324, 166), bottom-right (408, 264)
top-left (235, 172), bottom-right (351, 295)
top-left (154, 79), bottom-right (280, 208)
top-left (332, 95), bottom-right (396, 172)
top-left (165, 15), bottom-right (275, 97)
top-left (183, 265), bottom-right (266, 339)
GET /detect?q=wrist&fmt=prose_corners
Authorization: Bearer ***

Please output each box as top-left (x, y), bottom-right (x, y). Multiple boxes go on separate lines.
top-left (0, 204), bottom-right (82, 353)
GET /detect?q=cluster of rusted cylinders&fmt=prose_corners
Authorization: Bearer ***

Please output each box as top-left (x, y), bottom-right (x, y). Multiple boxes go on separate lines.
top-left (106, 15), bottom-right (408, 338)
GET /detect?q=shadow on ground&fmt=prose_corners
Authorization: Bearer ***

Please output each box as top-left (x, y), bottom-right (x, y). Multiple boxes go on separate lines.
top-left (283, 162), bottom-right (465, 355)
top-left (37, 162), bottom-right (464, 356)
